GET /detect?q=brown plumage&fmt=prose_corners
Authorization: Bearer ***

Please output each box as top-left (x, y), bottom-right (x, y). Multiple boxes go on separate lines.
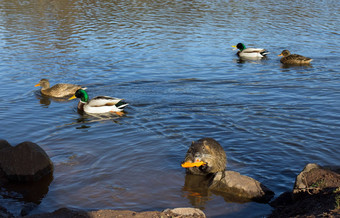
top-left (181, 138), bottom-right (227, 176)
top-left (278, 50), bottom-right (313, 65)
top-left (35, 79), bottom-right (84, 98)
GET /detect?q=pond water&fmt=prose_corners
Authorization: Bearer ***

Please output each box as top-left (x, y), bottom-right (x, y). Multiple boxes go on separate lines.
top-left (0, 0), bottom-right (339, 217)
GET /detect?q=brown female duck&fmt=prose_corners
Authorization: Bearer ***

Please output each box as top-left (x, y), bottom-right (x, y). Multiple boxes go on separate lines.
top-left (278, 50), bottom-right (313, 65)
top-left (35, 79), bottom-right (84, 98)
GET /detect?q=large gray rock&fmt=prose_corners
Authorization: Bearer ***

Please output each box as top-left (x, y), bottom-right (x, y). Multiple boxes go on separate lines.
top-left (209, 170), bottom-right (274, 202)
top-left (0, 141), bottom-right (53, 182)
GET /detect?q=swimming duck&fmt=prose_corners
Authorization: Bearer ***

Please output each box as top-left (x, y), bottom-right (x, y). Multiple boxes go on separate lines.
top-left (69, 89), bottom-right (128, 115)
top-left (278, 50), bottom-right (313, 65)
top-left (35, 79), bottom-right (84, 98)
top-left (232, 43), bottom-right (268, 59)
top-left (181, 138), bottom-right (227, 176)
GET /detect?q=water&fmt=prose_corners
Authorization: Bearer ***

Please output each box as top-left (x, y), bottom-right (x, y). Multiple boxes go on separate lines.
top-left (0, 0), bottom-right (339, 217)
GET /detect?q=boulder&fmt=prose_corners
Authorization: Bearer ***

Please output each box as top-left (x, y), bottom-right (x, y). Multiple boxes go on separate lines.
top-left (293, 163), bottom-right (340, 193)
top-left (0, 141), bottom-right (53, 182)
top-left (209, 171), bottom-right (274, 203)
top-left (0, 140), bottom-right (11, 150)
top-left (269, 163), bottom-right (340, 217)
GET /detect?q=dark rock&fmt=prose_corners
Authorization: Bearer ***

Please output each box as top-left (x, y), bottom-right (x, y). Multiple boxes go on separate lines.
top-left (269, 163), bottom-right (340, 217)
top-left (0, 140), bottom-right (11, 150)
top-left (0, 205), bottom-right (14, 218)
top-left (20, 203), bottom-right (38, 216)
top-left (0, 141), bottom-right (53, 182)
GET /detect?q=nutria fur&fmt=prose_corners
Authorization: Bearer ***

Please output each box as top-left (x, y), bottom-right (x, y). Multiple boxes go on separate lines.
top-left (182, 138), bottom-right (227, 176)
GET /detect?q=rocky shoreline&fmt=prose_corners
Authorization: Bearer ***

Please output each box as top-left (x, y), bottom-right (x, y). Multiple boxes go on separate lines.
top-left (0, 140), bottom-right (339, 217)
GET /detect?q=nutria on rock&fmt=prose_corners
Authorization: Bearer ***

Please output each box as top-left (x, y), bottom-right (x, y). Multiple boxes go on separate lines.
top-left (181, 138), bottom-right (227, 176)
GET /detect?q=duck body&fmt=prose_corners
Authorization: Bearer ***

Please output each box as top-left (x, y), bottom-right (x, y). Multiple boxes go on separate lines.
top-left (70, 89), bottom-right (128, 114)
top-left (232, 43), bottom-right (268, 59)
top-left (278, 50), bottom-right (312, 65)
top-left (181, 138), bottom-right (227, 176)
top-left (35, 79), bottom-right (84, 98)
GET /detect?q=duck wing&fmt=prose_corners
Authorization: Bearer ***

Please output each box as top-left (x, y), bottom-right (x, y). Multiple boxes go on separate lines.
top-left (45, 83), bottom-right (82, 97)
top-left (243, 48), bottom-right (267, 53)
top-left (87, 96), bottom-right (122, 107)
top-left (239, 48), bottom-right (269, 58)
top-left (282, 54), bottom-right (313, 64)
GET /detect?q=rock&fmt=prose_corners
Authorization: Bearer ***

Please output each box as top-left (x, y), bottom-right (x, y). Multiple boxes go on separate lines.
top-left (23, 207), bottom-right (206, 218)
top-left (293, 163), bottom-right (340, 193)
top-left (0, 141), bottom-right (53, 182)
top-left (163, 207), bottom-right (206, 217)
top-left (269, 163), bottom-right (340, 217)
top-left (209, 171), bottom-right (274, 202)
top-left (20, 203), bottom-right (38, 216)
top-left (0, 205), bottom-right (13, 218)
top-left (294, 163), bottom-right (321, 190)
top-left (0, 140), bottom-right (11, 150)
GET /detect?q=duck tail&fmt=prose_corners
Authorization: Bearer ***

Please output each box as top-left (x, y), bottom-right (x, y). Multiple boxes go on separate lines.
top-left (116, 101), bottom-right (129, 109)
top-left (261, 50), bottom-right (270, 56)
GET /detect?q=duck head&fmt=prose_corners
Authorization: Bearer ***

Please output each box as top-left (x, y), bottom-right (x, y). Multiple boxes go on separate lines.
top-left (69, 89), bottom-right (89, 103)
top-left (278, 50), bottom-right (291, 57)
top-left (232, 43), bottom-right (246, 51)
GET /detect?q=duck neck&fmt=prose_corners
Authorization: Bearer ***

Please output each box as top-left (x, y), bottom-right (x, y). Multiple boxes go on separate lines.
top-left (78, 101), bottom-right (85, 111)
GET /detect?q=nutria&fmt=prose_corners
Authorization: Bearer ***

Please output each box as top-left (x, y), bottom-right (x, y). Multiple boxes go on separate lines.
top-left (181, 138), bottom-right (227, 176)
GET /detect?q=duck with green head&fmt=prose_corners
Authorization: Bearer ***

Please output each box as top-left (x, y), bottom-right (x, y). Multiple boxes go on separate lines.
top-left (232, 43), bottom-right (268, 59)
top-left (69, 89), bottom-right (128, 115)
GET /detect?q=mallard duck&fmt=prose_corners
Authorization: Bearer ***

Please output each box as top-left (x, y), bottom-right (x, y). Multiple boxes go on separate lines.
top-left (232, 43), bottom-right (268, 59)
top-left (181, 138), bottom-right (227, 176)
top-left (69, 89), bottom-right (128, 115)
top-left (278, 50), bottom-right (313, 65)
top-left (35, 79), bottom-right (85, 98)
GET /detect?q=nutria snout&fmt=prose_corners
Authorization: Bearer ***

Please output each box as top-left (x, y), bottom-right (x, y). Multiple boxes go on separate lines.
top-left (181, 138), bottom-right (227, 176)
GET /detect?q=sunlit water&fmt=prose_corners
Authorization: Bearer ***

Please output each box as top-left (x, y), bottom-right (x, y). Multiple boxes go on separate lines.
top-left (0, 0), bottom-right (339, 217)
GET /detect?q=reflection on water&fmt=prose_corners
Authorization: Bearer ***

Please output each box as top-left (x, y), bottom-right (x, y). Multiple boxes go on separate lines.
top-left (0, 0), bottom-right (339, 217)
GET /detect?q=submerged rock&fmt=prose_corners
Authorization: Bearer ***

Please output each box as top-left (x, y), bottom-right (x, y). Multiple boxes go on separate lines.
top-left (23, 207), bottom-right (206, 218)
top-left (0, 141), bottom-right (53, 182)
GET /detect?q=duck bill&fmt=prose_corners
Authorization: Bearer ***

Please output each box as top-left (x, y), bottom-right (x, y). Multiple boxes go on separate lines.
top-left (231, 45), bottom-right (237, 50)
top-left (34, 83), bottom-right (40, 87)
top-left (68, 95), bottom-right (77, 100)
top-left (278, 54), bottom-right (283, 57)
top-left (181, 161), bottom-right (206, 168)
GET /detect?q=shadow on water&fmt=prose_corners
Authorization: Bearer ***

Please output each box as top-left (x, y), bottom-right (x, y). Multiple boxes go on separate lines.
top-left (182, 174), bottom-right (254, 210)
top-left (0, 172), bottom-right (53, 215)
top-left (35, 91), bottom-right (72, 107)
